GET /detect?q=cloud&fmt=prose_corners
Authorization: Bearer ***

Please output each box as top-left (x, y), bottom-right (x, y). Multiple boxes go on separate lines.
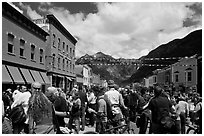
top-left (8, 2), bottom-right (23, 14)
top-left (18, 2), bottom-right (43, 20)
top-left (17, 2), bottom-right (202, 59)
top-left (40, 2), bottom-right (52, 6)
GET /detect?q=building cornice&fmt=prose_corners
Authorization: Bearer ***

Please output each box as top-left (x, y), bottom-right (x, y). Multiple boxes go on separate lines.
top-left (2, 2), bottom-right (49, 41)
top-left (46, 14), bottom-right (77, 45)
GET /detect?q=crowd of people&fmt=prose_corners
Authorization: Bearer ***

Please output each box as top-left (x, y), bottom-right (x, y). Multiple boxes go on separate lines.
top-left (2, 80), bottom-right (202, 134)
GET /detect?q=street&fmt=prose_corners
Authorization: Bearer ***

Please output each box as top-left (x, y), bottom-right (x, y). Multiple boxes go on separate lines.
top-left (65, 117), bottom-right (141, 134)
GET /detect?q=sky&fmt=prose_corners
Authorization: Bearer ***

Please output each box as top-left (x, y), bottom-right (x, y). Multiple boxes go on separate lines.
top-left (9, 1), bottom-right (202, 59)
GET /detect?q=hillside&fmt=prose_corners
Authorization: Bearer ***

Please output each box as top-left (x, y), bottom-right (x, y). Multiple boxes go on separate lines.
top-left (125, 29), bottom-right (202, 84)
top-left (76, 29), bottom-right (202, 85)
top-left (76, 52), bottom-right (138, 85)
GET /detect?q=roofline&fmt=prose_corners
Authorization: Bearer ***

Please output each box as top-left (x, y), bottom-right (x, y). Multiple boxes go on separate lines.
top-left (46, 14), bottom-right (77, 45)
top-left (3, 2), bottom-right (49, 40)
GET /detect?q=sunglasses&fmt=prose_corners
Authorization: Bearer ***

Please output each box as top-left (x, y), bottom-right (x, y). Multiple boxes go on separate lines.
top-left (33, 87), bottom-right (41, 90)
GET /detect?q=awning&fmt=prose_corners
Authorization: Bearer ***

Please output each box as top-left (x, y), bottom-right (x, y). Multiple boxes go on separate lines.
top-left (2, 65), bottom-right (13, 83)
top-left (29, 70), bottom-right (44, 84)
top-left (40, 72), bottom-right (50, 84)
top-left (19, 68), bottom-right (34, 84)
top-left (6, 65), bottom-right (25, 84)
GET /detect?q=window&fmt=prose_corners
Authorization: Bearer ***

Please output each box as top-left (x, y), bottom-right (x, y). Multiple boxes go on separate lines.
top-left (153, 76), bottom-right (157, 83)
top-left (72, 64), bottom-right (75, 73)
top-left (20, 39), bottom-right (25, 57)
top-left (165, 75), bottom-right (169, 83)
top-left (53, 34), bottom-right (56, 46)
top-left (31, 44), bottom-right (35, 60)
top-left (66, 45), bottom-right (69, 52)
top-left (73, 49), bottom-right (75, 57)
top-left (187, 71), bottom-right (192, 82)
top-left (175, 74), bottom-right (179, 82)
top-left (62, 58), bottom-right (65, 70)
top-left (70, 62), bottom-right (72, 73)
top-left (40, 49), bottom-right (44, 63)
top-left (62, 42), bottom-right (65, 52)
top-left (52, 54), bottom-right (55, 68)
top-left (58, 38), bottom-right (60, 50)
top-left (67, 60), bottom-right (69, 71)
top-left (58, 56), bottom-right (60, 69)
top-left (8, 33), bottom-right (14, 53)
top-left (70, 48), bottom-right (72, 55)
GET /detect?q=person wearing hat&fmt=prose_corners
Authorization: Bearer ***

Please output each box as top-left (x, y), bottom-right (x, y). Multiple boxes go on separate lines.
top-left (104, 80), bottom-right (127, 122)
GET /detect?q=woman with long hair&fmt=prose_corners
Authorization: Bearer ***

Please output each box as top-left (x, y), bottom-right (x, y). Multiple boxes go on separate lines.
top-left (28, 82), bottom-right (55, 134)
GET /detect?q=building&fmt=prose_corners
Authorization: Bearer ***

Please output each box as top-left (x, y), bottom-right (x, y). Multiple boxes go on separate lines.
top-left (171, 55), bottom-right (198, 89)
top-left (75, 65), bottom-right (92, 88)
top-left (144, 55), bottom-right (201, 95)
top-left (2, 2), bottom-right (50, 92)
top-left (91, 73), bottom-right (101, 86)
top-left (33, 14), bottom-right (77, 92)
top-left (75, 65), bottom-right (84, 87)
top-left (197, 56), bottom-right (202, 96)
top-left (157, 67), bottom-right (171, 86)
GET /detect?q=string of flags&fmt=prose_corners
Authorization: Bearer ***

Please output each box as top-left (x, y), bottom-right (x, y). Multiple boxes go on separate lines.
top-left (78, 56), bottom-right (185, 61)
top-left (76, 55), bottom-right (199, 67)
top-left (80, 63), bottom-right (197, 67)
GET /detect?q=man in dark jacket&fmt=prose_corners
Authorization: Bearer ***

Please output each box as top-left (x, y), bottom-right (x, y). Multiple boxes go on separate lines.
top-left (147, 86), bottom-right (174, 134)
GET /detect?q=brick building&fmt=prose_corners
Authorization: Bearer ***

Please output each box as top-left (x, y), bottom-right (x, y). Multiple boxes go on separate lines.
top-left (2, 2), bottom-right (50, 92)
top-left (33, 14), bottom-right (77, 92)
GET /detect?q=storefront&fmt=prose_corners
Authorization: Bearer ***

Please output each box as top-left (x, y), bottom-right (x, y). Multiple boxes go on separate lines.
top-left (2, 65), bottom-right (51, 93)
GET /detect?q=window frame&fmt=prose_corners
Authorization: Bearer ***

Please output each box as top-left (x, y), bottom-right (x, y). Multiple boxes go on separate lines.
top-left (19, 38), bottom-right (26, 57)
top-left (58, 38), bottom-right (61, 51)
top-left (52, 54), bottom-right (56, 68)
top-left (7, 33), bottom-right (15, 54)
top-left (187, 71), bottom-right (192, 82)
top-left (30, 44), bottom-right (36, 61)
top-left (39, 48), bottom-right (44, 64)
top-left (53, 34), bottom-right (56, 47)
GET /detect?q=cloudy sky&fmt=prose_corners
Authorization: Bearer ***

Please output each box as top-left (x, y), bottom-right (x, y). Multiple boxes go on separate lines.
top-left (10, 1), bottom-right (202, 59)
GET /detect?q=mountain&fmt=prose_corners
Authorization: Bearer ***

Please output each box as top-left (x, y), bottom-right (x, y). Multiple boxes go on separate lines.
top-left (125, 29), bottom-right (202, 84)
top-left (76, 29), bottom-right (202, 85)
top-left (76, 52), bottom-right (138, 85)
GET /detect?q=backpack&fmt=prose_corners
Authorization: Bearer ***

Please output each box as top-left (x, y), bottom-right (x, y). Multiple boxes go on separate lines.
top-left (155, 98), bottom-right (175, 129)
top-left (8, 105), bottom-right (26, 124)
top-left (2, 117), bottom-right (13, 134)
top-left (159, 108), bottom-right (175, 129)
top-left (97, 97), bottom-right (113, 120)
